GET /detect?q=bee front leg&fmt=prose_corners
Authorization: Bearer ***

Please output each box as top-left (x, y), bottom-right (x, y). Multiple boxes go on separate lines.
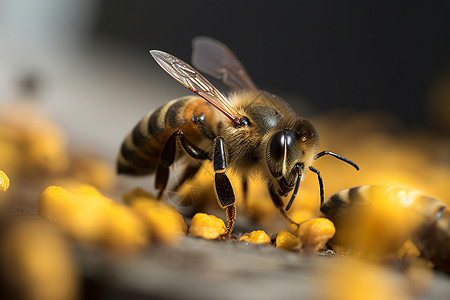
top-left (213, 137), bottom-right (236, 239)
top-left (268, 185), bottom-right (300, 227)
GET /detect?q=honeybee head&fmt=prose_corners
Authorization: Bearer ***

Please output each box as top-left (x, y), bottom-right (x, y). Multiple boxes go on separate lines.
top-left (266, 120), bottom-right (319, 204)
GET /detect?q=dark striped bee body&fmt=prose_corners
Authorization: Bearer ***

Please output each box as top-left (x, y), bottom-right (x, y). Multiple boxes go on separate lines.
top-left (118, 96), bottom-right (218, 176)
top-left (322, 185), bottom-right (450, 273)
top-left (117, 37), bottom-right (359, 238)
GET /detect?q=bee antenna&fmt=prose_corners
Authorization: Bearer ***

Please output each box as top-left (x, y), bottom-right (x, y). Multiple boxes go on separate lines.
top-left (316, 151), bottom-right (360, 171)
top-left (309, 166), bottom-right (324, 207)
top-left (285, 164), bottom-right (302, 211)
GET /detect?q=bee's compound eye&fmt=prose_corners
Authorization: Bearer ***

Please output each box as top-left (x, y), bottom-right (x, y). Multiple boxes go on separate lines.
top-left (236, 116), bottom-right (250, 127)
top-left (240, 117), bottom-right (250, 127)
top-left (269, 131), bottom-right (286, 162)
top-left (296, 131), bottom-right (308, 142)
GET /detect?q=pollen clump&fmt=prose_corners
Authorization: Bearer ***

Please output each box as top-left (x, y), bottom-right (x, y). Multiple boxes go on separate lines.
top-left (99, 202), bottom-right (149, 252)
top-left (69, 156), bottom-right (116, 192)
top-left (287, 209), bottom-right (315, 234)
top-left (0, 102), bottom-right (69, 176)
top-left (188, 213), bottom-right (226, 239)
top-left (124, 188), bottom-right (187, 245)
top-left (38, 185), bottom-right (147, 253)
top-left (0, 219), bottom-right (79, 300)
top-left (0, 170), bottom-right (9, 192)
top-left (276, 230), bottom-right (300, 250)
top-left (239, 230), bottom-right (271, 244)
top-left (297, 218), bottom-right (335, 253)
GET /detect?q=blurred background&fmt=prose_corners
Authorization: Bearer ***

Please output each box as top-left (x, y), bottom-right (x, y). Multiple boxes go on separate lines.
top-left (1, 0), bottom-right (450, 161)
top-left (1, 2), bottom-right (450, 299)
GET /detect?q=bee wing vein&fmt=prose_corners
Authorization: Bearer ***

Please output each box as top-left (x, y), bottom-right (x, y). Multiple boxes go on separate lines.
top-left (192, 36), bottom-right (257, 91)
top-left (150, 50), bottom-right (241, 123)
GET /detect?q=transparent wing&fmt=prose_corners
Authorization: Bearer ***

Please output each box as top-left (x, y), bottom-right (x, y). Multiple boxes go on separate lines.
top-left (192, 36), bottom-right (257, 91)
top-left (150, 50), bottom-right (242, 125)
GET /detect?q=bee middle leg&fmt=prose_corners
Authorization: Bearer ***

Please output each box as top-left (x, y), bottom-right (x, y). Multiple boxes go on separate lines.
top-left (155, 130), bottom-right (209, 199)
top-left (268, 185), bottom-right (300, 227)
top-left (213, 136), bottom-right (236, 239)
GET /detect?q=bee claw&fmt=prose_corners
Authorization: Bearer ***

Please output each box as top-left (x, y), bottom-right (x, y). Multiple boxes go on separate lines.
top-left (217, 231), bottom-right (233, 241)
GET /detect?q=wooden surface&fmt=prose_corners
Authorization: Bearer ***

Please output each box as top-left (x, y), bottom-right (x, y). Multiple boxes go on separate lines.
top-left (76, 236), bottom-right (450, 300)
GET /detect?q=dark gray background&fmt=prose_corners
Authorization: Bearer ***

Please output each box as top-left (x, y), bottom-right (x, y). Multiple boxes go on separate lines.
top-left (93, 0), bottom-right (450, 127)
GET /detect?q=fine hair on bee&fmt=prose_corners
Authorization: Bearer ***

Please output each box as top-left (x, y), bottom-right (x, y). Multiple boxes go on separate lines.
top-left (117, 36), bottom-right (359, 238)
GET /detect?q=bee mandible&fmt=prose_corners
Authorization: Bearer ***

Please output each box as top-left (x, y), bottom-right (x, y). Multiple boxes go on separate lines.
top-left (117, 37), bottom-right (359, 238)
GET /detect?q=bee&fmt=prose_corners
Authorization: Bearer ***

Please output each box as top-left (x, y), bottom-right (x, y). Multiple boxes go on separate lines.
top-left (117, 37), bottom-right (359, 238)
top-left (321, 185), bottom-right (450, 273)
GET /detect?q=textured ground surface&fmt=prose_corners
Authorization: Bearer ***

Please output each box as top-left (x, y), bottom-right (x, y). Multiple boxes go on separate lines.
top-left (77, 236), bottom-right (450, 300)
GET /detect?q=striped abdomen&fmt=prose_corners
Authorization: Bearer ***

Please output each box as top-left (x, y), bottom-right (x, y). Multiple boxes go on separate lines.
top-left (117, 96), bottom-right (218, 175)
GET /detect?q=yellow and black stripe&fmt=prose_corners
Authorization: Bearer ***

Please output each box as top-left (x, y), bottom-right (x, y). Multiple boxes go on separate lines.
top-left (117, 96), bottom-right (218, 175)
